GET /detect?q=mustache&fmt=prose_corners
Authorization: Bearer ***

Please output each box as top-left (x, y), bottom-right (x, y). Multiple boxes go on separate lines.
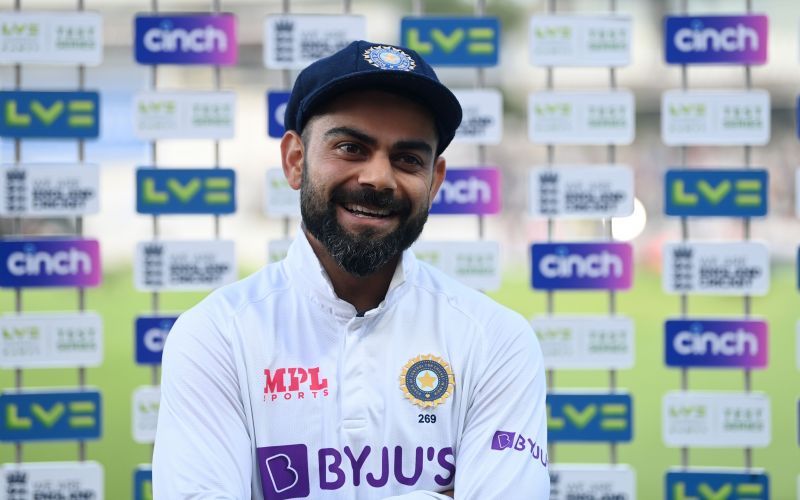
top-left (330, 186), bottom-right (411, 214)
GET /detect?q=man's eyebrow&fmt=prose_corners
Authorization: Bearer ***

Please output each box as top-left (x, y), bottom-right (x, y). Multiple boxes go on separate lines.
top-left (323, 126), bottom-right (377, 146)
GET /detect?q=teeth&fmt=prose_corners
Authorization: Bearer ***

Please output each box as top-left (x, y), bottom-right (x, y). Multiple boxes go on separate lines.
top-left (344, 203), bottom-right (390, 217)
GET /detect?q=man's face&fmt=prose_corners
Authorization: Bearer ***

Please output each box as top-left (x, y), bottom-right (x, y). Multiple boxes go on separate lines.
top-left (284, 90), bottom-right (446, 277)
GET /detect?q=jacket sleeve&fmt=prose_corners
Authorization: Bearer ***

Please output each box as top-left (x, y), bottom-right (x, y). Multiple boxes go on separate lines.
top-left (152, 306), bottom-right (252, 499)
top-left (452, 313), bottom-right (550, 499)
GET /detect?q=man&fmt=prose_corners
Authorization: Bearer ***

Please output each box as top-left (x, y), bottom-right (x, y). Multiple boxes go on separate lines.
top-left (153, 40), bottom-right (549, 499)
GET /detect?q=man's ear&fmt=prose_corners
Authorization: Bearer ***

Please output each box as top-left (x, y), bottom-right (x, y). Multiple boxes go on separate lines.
top-left (428, 156), bottom-right (447, 208)
top-left (280, 130), bottom-right (304, 190)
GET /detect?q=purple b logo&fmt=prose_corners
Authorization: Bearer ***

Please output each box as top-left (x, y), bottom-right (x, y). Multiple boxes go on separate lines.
top-left (257, 444), bottom-right (310, 499)
top-left (491, 430), bottom-right (515, 450)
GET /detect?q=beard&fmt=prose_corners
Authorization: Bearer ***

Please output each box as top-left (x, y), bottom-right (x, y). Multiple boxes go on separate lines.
top-left (300, 165), bottom-right (430, 277)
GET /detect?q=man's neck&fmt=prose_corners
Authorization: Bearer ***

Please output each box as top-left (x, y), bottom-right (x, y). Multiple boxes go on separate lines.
top-left (304, 229), bottom-right (400, 315)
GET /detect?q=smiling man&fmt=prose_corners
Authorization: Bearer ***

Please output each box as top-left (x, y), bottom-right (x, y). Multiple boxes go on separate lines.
top-left (153, 41), bottom-right (549, 499)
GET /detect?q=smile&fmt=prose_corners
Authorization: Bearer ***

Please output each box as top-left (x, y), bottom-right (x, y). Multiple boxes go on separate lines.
top-left (342, 203), bottom-right (393, 218)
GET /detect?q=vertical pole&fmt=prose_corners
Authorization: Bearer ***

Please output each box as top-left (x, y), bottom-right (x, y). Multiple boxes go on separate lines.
top-left (742, 0), bottom-right (754, 472)
top-left (544, 0), bottom-right (556, 466)
top-left (213, 0), bottom-right (222, 240)
top-left (679, 0), bottom-right (690, 471)
top-left (13, 0), bottom-right (24, 466)
top-left (475, 0), bottom-right (486, 240)
top-left (281, 0), bottom-right (292, 239)
top-left (607, 0), bottom-right (618, 467)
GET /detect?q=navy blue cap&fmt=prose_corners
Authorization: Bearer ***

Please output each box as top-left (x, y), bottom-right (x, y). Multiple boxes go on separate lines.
top-left (284, 40), bottom-right (463, 155)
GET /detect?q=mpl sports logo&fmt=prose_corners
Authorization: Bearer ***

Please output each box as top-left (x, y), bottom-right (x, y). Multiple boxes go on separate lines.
top-left (531, 242), bottom-right (632, 291)
top-left (263, 367), bottom-right (329, 402)
top-left (665, 319), bottom-right (768, 369)
top-left (257, 443), bottom-right (455, 499)
top-left (0, 239), bottom-right (101, 288)
top-left (665, 469), bottom-right (769, 500)
top-left (430, 167), bottom-right (500, 215)
top-left (665, 15), bottom-right (767, 65)
top-left (135, 14), bottom-right (237, 65)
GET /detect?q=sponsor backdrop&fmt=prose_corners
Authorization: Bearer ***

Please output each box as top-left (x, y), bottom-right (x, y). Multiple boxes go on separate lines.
top-left (2, 0), bottom-right (800, 499)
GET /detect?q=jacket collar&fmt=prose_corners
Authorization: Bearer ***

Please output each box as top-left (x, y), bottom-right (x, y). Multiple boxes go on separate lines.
top-left (284, 227), bottom-right (417, 319)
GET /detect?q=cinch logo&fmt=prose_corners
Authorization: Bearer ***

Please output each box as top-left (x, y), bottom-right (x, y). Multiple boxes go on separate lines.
top-left (665, 319), bottom-right (767, 369)
top-left (136, 168), bottom-right (236, 215)
top-left (665, 169), bottom-right (767, 217)
top-left (263, 367), bottom-right (329, 402)
top-left (135, 14), bottom-right (237, 65)
top-left (257, 443), bottom-right (455, 499)
top-left (0, 239), bottom-right (101, 288)
top-left (665, 15), bottom-right (767, 65)
top-left (0, 390), bottom-right (102, 441)
top-left (430, 167), bottom-right (500, 215)
top-left (135, 315), bottom-right (178, 365)
top-left (531, 243), bottom-right (632, 291)
top-left (490, 430), bottom-right (548, 468)
top-left (401, 17), bottom-right (500, 66)
top-left (133, 467), bottom-right (153, 500)
top-left (665, 470), bottom-right (769, 500)
top-left (0, 91), bottom-right (99, 139)
top-left (267, 91), bottom-right (290, 138)
top-left (546, 393), bottom-right (633, 442)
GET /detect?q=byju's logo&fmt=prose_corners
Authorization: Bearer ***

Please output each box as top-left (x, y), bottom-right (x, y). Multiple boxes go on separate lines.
top-left (135, 14), bottom-right (237, 65)
top-left (665, 470), bottom-right (769, 500)
top-left (430, 167), bottom-right (500, 215)
top-left (0, 389), bottom-right (102, 441)
top-left (401, 17), bottom-right (500, 66)
top-left (531, 242), bottom-right (632, 290)
top-left (490, 430), bottom-right (548, 468)
top-left (665, 319), bottom-right (768, 369)
top-left (665, 169), bottom-right (767, 217)
top-left (665, 15), bottom-right (767, 64)
top-left (0, 91), bottom-right (99, 138)
top-left (547, 392), bottom-right (633, 442)
top-left (258, 444), bottom-right (310, 499)
top-left (0, 239), bottom-right (101, 288)
top-left (263, 367), bottom-right (329, 402)
top-left (135, 315), bottom-right (178, 365)
top-left (136, 168), bottom-right (236, 215)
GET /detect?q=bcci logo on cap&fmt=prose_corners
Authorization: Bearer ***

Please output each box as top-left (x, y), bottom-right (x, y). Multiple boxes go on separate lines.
top-left (363, 45), bottom-right (416, 71)
top-left (399, 354), bottom-right (455, 408)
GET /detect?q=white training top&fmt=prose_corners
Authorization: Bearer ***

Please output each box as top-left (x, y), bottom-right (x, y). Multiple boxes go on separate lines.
top-left (152, 230), bottom-right (550, 499)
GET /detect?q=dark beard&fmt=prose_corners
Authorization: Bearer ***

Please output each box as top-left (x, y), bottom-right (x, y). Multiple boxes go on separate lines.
top-left (300, 168), bottom-right (429, 277)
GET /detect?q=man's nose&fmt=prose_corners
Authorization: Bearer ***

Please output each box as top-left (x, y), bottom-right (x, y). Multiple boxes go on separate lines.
top-left (357, 154), bottom-right (397, 192)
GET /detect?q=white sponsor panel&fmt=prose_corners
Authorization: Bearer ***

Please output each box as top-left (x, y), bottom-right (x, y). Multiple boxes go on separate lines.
top-left (132, 386), bottom-right (160, 444)
top-left (413, 240), bottom-right (501, 291)
top-left (795, 168), bottom-right (800, 218)
top-left (263, 15), bottom-right (366, 69)
top-left (0, 312), bottom-right (102, 369)
top-left (662, 391), bottom-right (771, 448)
top-left (549, 464), bottom-right (635, 500)
top-left (663, 241), bottom-right (770, 296)
top-left (264, 168), bottom-right (300, 217)
top-left (0, 12), bottom-right (103, 66)
top-left (453, 89), bottom-right (502, 144)
top-left (528, 91), bottom-right (635, 145)
top-left (134, 91), bottom-right (236, 140)
top-left (0, 163), bottom-right (99, 217)
top-left (0, 461), bottom-right (103, 500)
top-left (267, 239), bottom-right (292, 264)
top-left (662, 90), bottom-right (770, 146)
top-left (529, 15), bottom-right (632, 67)
top-left (531, 315), bottom-right (634, 370)
top-left (134, 240), bottom-right (237, 291)
top-left (529, 164), bottom-right (634, 219)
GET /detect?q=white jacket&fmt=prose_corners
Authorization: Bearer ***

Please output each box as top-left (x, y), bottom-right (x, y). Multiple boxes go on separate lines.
top-left (153, 230), bottom-right (549, 499)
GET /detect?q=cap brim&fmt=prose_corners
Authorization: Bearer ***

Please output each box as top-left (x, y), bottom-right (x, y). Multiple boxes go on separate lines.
top-left (297, 70), bottom-right (462, 154)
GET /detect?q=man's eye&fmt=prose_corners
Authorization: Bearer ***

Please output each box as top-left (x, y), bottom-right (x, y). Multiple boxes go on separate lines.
top-left (396, 154), bottom-right (423, 167)
top-left (337, 143), bottom-right (362, 155)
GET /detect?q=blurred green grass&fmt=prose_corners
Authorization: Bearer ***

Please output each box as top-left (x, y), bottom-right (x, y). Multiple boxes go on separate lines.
top-left (2, 264), bottom-right (799, 498)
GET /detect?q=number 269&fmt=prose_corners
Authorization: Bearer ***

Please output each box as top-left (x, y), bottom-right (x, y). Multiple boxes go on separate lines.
top-left (418, 414), bottom-right (436, 424)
